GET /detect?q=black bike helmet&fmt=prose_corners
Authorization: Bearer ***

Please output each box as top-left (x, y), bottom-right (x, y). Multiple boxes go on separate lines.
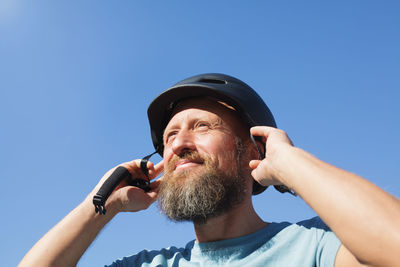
top-left (148, 73), bottom-right (294, 196)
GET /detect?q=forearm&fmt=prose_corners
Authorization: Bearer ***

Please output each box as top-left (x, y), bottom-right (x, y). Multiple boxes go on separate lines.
top-left (19, 195), bottom-right (118, 267)
top-left (276, 146), bottom-right (400, 266)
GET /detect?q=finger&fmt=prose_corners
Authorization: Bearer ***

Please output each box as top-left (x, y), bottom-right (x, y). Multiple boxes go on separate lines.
top-left (146, 190), bottom-right (159, 202)
top-left (251, 165), bottom-right (268, 183)
top-left (145, 179), bottom-right (163, 202)
top-left (146, 160), bottom-right (154, 170)
top-left (121, 159), bottom-right (142, 173)
top-left (250, 126), bottom-right (274, 138)
top-left (153, 160), bottom-right (164, 177)
top-left (154, 174), bottom-right (164, 185)
top-left (149, 178), bottom-right (163, 193)
top-left (147, 160), bottom-right (164, 180)
top-left (124, 159), bottom-right (155, 176)
top-left (249, 159), bottom-right (261, 169)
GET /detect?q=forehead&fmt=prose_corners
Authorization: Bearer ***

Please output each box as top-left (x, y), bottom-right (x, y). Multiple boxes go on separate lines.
top-left (167, 97), bottom-right (238, 126)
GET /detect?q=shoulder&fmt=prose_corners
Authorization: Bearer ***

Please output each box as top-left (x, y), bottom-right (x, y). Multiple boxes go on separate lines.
top-left (269, 216), bottom-right (336, 242)
top-left (295, 216), bottom-right (332, 231)
top-left (106, 241), bottom-right (195, 267)
top-left (267, 216), bottom-right (331, 236)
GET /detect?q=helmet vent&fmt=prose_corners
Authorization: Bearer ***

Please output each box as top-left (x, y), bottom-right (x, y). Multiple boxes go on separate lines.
top-left (198, 78), bottom-right (227, 85)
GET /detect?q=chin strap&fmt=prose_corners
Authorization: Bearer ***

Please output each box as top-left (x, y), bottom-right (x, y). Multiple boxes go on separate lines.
top-left (140, 151), bottom-right (157, 178)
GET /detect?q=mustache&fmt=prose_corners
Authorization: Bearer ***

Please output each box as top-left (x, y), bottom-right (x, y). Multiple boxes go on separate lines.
top-left (166, 151), bottom-right (206, 172)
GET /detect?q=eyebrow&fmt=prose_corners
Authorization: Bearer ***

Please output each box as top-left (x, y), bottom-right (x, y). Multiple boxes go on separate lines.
top-left (162, 115), bottom-right (225, 142)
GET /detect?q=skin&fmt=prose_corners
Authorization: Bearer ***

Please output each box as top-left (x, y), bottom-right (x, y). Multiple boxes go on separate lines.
top-left (19, 98), bottom-right (400, 267)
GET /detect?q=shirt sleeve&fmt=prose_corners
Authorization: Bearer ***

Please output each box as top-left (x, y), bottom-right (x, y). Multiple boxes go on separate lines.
top-left (316, 228), bottom-right (342, 267)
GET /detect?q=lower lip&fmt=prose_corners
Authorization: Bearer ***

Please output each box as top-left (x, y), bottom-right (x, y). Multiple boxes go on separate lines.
top-left (175, 162), bottom-right (201, 171)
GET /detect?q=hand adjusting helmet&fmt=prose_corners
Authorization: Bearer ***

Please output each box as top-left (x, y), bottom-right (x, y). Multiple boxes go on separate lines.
top-left (148, 73), bottom-right (294, 195)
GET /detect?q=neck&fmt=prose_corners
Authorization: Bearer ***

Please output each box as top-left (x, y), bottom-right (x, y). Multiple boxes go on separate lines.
top-left (193, 199), bottom-right (268, 243)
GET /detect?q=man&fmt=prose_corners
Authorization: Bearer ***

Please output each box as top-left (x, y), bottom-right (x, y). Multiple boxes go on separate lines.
top-left (20, 74), bottom-right (400, 266)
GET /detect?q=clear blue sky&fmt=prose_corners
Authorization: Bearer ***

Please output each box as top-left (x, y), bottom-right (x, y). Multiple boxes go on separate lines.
top-left (1, 1), bottom-right (399, 266)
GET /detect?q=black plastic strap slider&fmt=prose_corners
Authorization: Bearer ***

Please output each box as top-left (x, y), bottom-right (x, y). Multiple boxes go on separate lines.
top-left (93, 194), bottom-right (106, 215)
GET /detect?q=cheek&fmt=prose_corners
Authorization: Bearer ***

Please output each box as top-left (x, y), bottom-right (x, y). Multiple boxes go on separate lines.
top-left (163, 149), bottom-right (171, 160)
top-left (163, 149), bottom-right (174, 171)
top-left (197, 135), bottom-right (237, 167)
top-left (162, 133), bottom-right (237, 170)
top-left (196, 134), bottom-right (225, 151)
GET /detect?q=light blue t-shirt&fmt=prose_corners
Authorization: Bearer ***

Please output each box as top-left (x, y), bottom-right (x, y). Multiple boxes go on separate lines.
top-left (107, 217), bottom-right (341, 267)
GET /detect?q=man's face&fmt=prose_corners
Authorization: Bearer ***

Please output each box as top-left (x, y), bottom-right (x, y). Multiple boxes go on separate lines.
top-left (157, 98), bottom-right (251, 224)
top-left (163, 99), bottom-right (240, 175)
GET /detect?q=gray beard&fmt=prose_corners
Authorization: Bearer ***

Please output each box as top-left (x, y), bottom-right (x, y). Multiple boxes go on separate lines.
top-left (157, 150), bottom-right (246, 224)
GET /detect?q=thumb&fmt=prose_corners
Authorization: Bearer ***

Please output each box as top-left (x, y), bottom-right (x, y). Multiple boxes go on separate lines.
top-left (249, 159), bottom-right (261, 170)
top-left (250, 160), bottom-right (276, 186)
top-left (251, 167), bottom-right (264, 184)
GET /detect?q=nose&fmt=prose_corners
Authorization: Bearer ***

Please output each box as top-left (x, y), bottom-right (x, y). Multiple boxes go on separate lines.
top-left (171, 129), bottom-right (196, 156)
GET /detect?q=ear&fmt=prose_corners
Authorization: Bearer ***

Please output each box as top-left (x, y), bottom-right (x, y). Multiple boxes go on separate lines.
top-left (240, 139), bottom-right (261, 163)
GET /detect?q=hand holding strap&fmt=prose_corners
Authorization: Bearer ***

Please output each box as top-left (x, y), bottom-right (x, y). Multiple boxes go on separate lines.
top-left (249, 134), bottom-right (297, 196)
top-left (92, 151), bottom-right (158, 215)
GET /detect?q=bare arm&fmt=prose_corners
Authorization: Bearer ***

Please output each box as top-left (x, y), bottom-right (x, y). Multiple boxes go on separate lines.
top-left (19, 160), bottom-right (163, 267)
top-left (250, 126), bottom-right (400, 267)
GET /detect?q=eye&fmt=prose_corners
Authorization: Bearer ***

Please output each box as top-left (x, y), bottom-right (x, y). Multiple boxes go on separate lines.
top-left (164, 130), bottom-right (177, 144)
top-left (195, 121), bottom-right (210, 129)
